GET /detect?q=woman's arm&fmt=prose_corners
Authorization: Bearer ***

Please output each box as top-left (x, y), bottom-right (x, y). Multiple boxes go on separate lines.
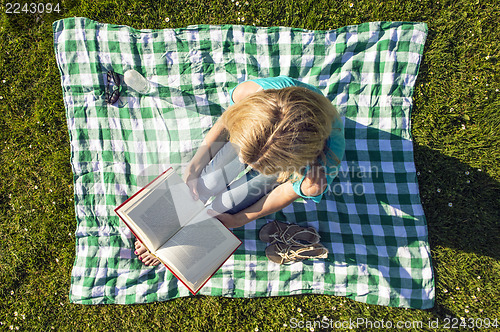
top-left (185, 118), bottom-right (228, 175)
top-left (209, 187), bottom-right (297, 228)
top-left (183, 119), bottom-right (228, 199)
top-left (185, 81), bottom-right (261, 176)
top-left (233, 181), bottom-right (300, 227)
top-left (211, 167), bottom-right (328, 228)
top-left (184, 81), bottom-right (263, 198)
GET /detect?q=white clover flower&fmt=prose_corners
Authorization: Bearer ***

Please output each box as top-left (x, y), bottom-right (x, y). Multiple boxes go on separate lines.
top-left (255, 327), bottom-right (259, 331)
top-left (297, 307), bottom-right (302, 312)
top-left (241, 17), bottom-right (245, 22)
top-left (448, 203), bottom-right (453, 207)
top-left (349, 3), bottom-right (354, 7)
top-left (165, 17), bottom-right (170, 23)
top-left (477, 276), bottom-right (481, 279)
top-left (437, 188), bottom-right (441, 193)
top-left (486, 55), bottom-right (490, 60)
top-left (2, 80), bottom-right (5, 83)
top-left (10, 290), bottom-right (14, 295)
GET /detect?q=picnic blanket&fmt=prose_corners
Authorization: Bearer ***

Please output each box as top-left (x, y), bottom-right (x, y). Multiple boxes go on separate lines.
top-left (53, 17), bottom-right (434, 309)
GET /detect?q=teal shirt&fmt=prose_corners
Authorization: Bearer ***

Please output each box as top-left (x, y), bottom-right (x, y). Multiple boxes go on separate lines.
top-left (229, 76), bottom-right (345, 203)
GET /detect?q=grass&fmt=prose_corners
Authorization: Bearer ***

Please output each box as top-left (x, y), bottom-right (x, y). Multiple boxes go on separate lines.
top-left (1, 0), bottom-right (499, 330)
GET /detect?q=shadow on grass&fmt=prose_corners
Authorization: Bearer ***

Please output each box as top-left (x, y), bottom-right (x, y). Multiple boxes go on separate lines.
top-left (412, 25), bottom-right (500, 262)
top-left (414, 144), bottom-right (500, 260)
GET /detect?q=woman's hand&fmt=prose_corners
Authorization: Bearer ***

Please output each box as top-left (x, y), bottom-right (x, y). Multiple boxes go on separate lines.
top-left (207, 209), bottom-right (247, 228)
top-left (183, 167), bottom-right (201, 201)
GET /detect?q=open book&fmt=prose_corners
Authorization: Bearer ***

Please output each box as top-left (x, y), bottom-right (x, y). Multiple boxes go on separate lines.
top-left (114, 167), bottom-right (242, 295)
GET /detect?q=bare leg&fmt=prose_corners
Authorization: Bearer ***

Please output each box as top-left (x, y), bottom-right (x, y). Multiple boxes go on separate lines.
top-left (134, 240), bottom-right (160, 266)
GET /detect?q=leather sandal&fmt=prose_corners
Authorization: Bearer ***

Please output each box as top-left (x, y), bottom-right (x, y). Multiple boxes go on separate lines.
top-left (259, 220), bottom-right (321, 246)
top-left (265, 242), bottom-right (328, 264)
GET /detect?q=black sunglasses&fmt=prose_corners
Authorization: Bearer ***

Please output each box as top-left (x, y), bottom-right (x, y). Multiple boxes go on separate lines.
top-left (106, 71), bottom-right (121, 104)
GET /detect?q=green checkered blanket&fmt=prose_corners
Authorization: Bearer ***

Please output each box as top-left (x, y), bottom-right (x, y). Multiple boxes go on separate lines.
top-left (53, 17), bottom-right (434, 308)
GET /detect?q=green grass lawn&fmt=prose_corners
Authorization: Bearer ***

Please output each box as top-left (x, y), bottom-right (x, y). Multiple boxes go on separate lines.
top-left (1, 0), bottom-right (499, 330)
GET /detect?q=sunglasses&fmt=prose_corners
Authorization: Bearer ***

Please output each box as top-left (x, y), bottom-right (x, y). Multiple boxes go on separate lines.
top-left (106, 71), bottom-right (121, 104)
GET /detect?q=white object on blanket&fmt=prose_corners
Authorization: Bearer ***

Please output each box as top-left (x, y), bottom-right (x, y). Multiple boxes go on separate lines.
top-left (124, 69), bottom-right (151, 94)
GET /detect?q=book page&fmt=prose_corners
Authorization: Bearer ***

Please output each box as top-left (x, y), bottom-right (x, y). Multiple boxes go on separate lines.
top-left (163, 171), bottom-right (207, 225)
top-left (155, 215), bottom-right (240, 293)
top-left (125, 178), bottom-right (181, 252)
top-left (116, 169), bottom-right (206, 253)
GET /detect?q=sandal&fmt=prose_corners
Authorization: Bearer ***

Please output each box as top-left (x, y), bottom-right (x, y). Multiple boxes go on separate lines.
top-left (265, 242), bottom-right (328, 264)
top-left (259, 220), bottom-right (320, 246)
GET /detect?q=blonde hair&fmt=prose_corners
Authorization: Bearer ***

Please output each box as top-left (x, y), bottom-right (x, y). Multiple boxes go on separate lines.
top-left (220, 86), bottom-right (341, 183)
